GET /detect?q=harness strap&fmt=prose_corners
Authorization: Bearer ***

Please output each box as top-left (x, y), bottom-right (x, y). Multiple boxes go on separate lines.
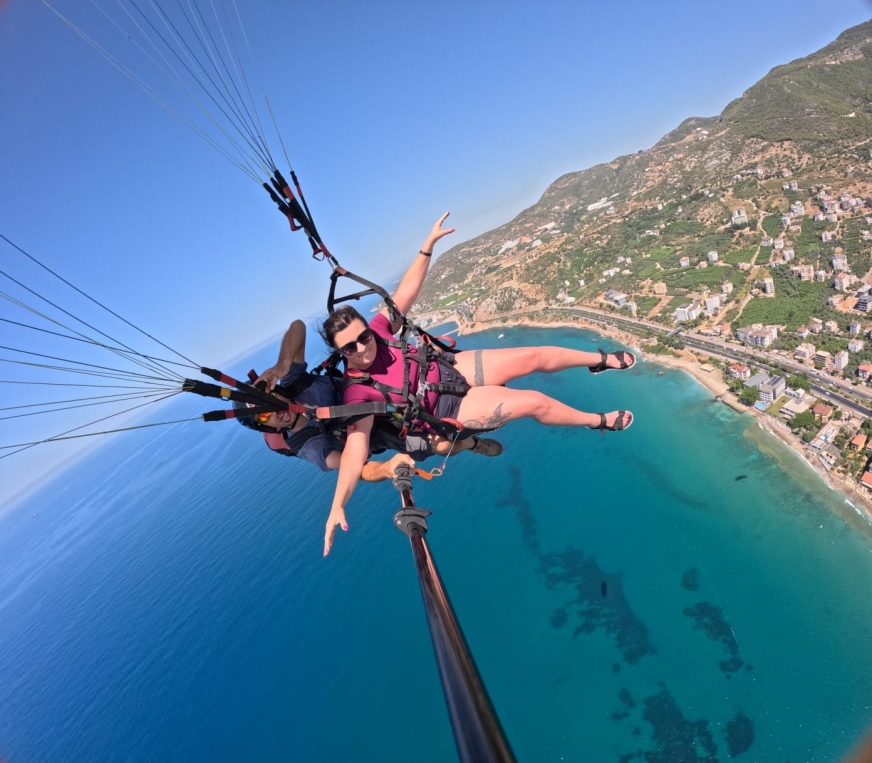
top-left (313, 401), bottom-right (396, 420)
top-left (344, 370), bottom-right (406, 399)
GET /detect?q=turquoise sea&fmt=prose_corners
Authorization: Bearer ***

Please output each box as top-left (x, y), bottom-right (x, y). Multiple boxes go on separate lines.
top-left (2, 325), bottom-right (872, 762)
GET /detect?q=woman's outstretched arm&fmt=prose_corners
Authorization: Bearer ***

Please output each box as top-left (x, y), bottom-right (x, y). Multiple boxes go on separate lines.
top-left (323, 414), bottom-right (374, 556)
top-left (382, 212), bottom-right (455, 330)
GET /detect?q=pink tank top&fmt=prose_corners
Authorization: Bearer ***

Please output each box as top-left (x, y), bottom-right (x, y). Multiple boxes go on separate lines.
top-left (342, 313), bottom-right (441, 417)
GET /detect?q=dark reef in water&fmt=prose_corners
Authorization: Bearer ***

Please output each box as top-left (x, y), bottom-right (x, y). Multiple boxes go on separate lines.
top-left (498, 466), bottom-right (655, 665)
top-left (550, 607), bottom-right (568, 629)
top-left (501, 467), bottom-right (758, 761)
top-left (631, 455), bottom-right (711, 511)
top-left (612, 688), bottom-right (637, 721)
top-left (642, 689), bottom-right (719, 762)
top-left (541, 546), bottom-right (655, 665)
top-left (499, 466), bottom-right (542, 554)
top-left (615, 687), bottom-right (720, 763)
top-left (724, 711), bottom-right (755, 758)
top-left (682, 601), bottom-right (744, 676)
top-left (681, 568), bottom-right (700, 591)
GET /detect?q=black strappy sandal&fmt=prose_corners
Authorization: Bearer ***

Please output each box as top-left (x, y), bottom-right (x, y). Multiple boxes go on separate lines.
top-left (589, 347), bottom-right (636, 375)
top-left (589, 410), bottom-right (633, 435)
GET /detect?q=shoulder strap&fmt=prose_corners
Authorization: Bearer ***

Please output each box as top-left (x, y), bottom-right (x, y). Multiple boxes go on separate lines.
top-left (262, 425), bottom-right (323, 457)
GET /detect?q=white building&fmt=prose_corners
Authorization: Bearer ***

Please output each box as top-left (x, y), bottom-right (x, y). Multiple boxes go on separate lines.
top-left (673, 302), bottom-right (702, 322)
top-left (835, 273), bottom-right (857, 292)
top-left (704, 295), bottom-right (722, 315)
top-left (747, 328), bottom-right (776, 348)
top-left (792, 264), bottom-right (814, 281)
top-left (794, 343), bottom-right (816, 361)
top-left (707, 251), bottom-right (719, 262)
top-left (605, 290), bottom-right (629, 307)
top-left (758, 376), bottom-right (786, 405)
top-left (731, 208), bottom-right (748, 227)
top-left (834, 350), bottom-right (850, 370)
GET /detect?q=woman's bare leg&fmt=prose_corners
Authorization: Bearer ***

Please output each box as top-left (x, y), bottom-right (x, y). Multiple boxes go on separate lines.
top-left (453, 346), bottom-right (631, 388)
top-left (456, 385), bottom-right (632, 431)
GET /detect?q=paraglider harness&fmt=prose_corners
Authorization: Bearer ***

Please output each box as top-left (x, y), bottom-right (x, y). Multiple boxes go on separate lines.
top-left (184, 169), bottom-right (476, 444)
top-left (326, 264), bottom-right (472, 441)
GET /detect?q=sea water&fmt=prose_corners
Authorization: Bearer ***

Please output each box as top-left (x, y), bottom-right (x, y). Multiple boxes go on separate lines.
top-left (1, 326), bottom-right (871, 763)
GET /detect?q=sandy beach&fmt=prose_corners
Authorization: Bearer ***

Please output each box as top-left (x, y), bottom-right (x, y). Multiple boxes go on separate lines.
top-left (443, 310), bottom-right (872, 524)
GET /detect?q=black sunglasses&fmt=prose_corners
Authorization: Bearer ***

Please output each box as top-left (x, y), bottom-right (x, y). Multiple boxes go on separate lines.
top-left (338, 328), bottom-right (375, 357)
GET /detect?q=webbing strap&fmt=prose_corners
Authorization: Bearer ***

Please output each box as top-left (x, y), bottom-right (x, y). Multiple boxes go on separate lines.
top-left (313, 401), bottom-right (395, 420)
top-left (327, 266), bottom-right (398, 320)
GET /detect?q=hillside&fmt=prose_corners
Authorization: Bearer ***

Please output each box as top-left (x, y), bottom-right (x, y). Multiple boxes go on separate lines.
top-left (417, 20), bottom-right (872, 337)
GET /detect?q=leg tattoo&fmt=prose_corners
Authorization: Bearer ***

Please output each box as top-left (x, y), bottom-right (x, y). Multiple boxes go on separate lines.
top-left (474, 349), bottom-right (485, 386)
top-left (463, 403), bottom-right (512, 431)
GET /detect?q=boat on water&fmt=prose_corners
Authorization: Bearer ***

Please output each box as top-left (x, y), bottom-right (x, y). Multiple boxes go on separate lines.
top-left (498, 333), bottom-right (504, 339)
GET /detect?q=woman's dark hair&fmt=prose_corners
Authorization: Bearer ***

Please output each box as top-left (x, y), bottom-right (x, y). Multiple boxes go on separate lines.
top-left (320, 305), bottom-right (366, 348)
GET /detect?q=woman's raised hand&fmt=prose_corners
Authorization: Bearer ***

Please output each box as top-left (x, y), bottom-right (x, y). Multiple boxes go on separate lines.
top-left (424, 211), bottom-right (455, 251)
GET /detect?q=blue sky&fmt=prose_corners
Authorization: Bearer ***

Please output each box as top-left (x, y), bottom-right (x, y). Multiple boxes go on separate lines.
top-left (1, 0), bottom-right (870, 501)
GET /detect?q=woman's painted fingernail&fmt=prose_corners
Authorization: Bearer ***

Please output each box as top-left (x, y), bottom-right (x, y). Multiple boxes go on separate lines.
top-left (342, 524), bottom-right (348, 531)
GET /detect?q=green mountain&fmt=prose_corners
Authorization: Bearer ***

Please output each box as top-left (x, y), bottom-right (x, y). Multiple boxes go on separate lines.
top-left (418, 20), bottom-right (872, 333)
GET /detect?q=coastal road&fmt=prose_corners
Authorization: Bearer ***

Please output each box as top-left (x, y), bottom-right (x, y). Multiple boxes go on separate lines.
top-left (552, 306), bottom-right (872, 417)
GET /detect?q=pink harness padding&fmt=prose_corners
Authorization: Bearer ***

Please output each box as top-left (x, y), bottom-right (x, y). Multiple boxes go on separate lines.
top-left (342, 313), bottom-right (440, 412)
top-left (262, 432), bottom-right (290, 452)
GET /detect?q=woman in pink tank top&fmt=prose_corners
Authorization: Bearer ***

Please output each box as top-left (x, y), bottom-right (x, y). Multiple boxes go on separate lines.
top-left (321, 212), bottom-right (636, 556)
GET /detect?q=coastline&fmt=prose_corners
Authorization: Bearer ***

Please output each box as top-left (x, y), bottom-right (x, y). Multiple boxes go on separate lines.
top-left (441, 310), bottom-right (872, 525)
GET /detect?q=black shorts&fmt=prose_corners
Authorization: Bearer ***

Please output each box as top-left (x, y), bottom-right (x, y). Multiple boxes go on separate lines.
top-left (434, 360), bottom-right (468, 424)
top-left (370, 420), bottom-right (433, 462)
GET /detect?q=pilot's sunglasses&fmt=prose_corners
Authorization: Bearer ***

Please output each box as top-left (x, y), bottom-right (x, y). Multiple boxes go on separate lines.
top-left (255, 409), bottom-right (298, 426)
top-left (338, 328), bottom-right (374, 357)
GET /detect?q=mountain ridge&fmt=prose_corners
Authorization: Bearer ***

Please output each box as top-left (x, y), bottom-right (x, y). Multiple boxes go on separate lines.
top-left (418, 19), bottom-right (872, 332)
